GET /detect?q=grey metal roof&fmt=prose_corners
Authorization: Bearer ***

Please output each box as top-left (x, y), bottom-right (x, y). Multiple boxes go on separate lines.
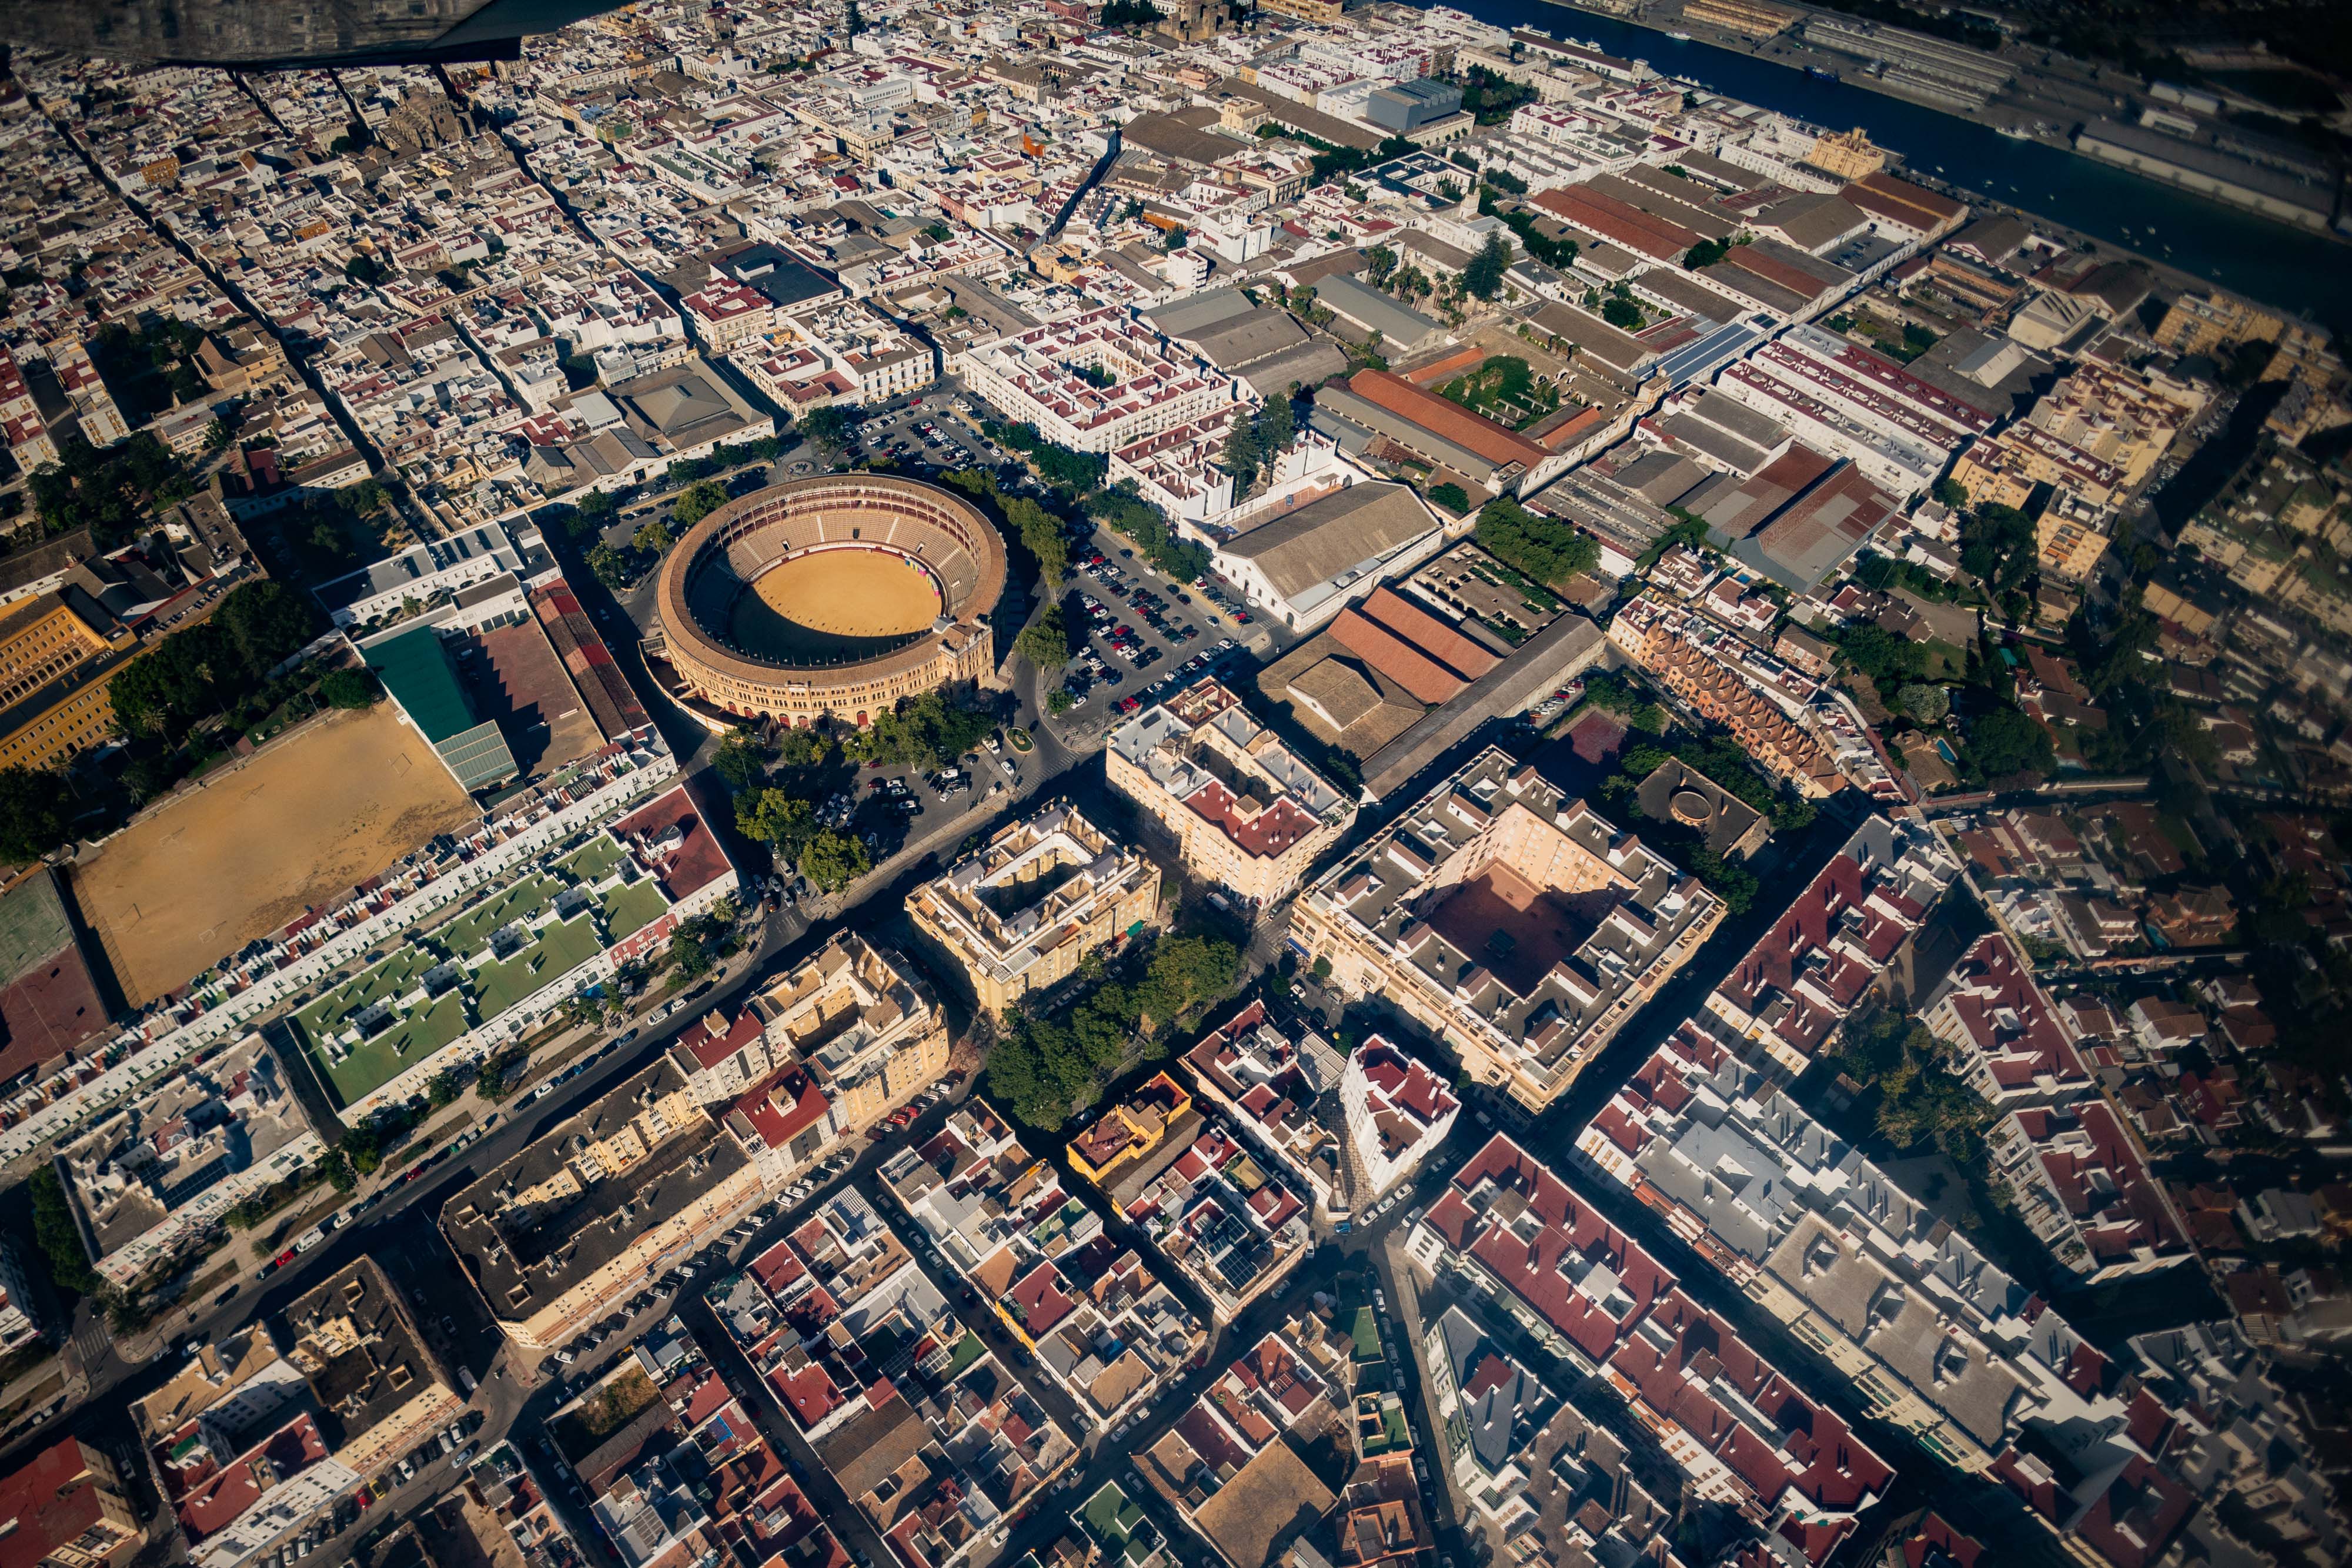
top-left (1220, 483), bottom-right (1438, 603)
top-left (1310, 274), bottom-right (1444, 349)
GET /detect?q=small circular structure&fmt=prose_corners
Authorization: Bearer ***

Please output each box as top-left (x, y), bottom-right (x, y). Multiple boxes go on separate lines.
top-left (1668, 788), bottom-right (1712, 827)
top-left (654, 474), bottom-right (1006, 728)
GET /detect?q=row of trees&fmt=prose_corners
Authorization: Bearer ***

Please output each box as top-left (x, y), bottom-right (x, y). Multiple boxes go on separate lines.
top-left (1018, 604), bottom-right (1076, 671)
top-left (1089, 482), bottom-right (1212, 582)
top-left (939, 465), bottom-right (1073, 586)
top-left (985, 934), bottom-right (1240, 1128)
top-left (983, 420), bottom-right (1110, 494)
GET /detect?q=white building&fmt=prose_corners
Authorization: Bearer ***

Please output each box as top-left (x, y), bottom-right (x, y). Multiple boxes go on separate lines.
top-left (1341, 1038), bottom-right (1458, 1201)
top-left (957, 306), bottom-right (1246, 454)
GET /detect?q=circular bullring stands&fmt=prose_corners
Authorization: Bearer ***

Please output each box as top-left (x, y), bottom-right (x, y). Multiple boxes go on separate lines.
top-left (653, 474), bottom-right (1006, 728)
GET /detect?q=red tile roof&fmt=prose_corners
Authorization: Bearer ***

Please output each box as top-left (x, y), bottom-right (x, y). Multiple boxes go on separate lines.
top-left (1347, 370), bottom-right (1550, 470)
top-left (1422, 1134), bottom-right (1674, 1363)
top-left (1532, 185), bottom-right (1698, 262)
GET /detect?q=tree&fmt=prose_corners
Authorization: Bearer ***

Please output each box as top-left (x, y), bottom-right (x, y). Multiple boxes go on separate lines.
top-left (1462, 231), bottom-right (1512, 300)
top-left (1365, 244), bottom-right (1398, 286)
top-left (1256, 392), bottom-right (1294, 467)
top-left (737, 788), bottom-right (816, 859)
top-left (712, 729), bottom-right (764, 793)
top-left (776, 726), bottom-right (833, 770)
top-left (1600, 293), bottom-right (1644, 330)
top-left (1005, 494), bottom-right (1069, 584)
top-left (1896, 683), bottom-right (1949, 725)
top-left (1683, 237), bottom-right (1731, 270)
top-left (586, 543), bottom-right (629, 590)
top-left (670, 479), bottom-right (727, 530)
top-left (803, 404), bottom-right (860, 459)
top-left (203, 416), bottom-right (232, 453)
top-left (0, 767), bottom-right (72, 863)
top-left (1017, 606), bottom-right (1075, 670)
top-left (320, 667), bottom-right (379, 708)
top-left (1932, 477), bottom-right (1969, 509)
top-left (1428, 482), bottom-right (1470, 515)
top-left (1047, 688), bottom-right (1074, 715)
top-left (29, 1166), bottom-right (98, 1296)
top-left (1966, 703), bottom-right (2053, 779)
top-left (669, 924), bottom-right (716, 980)
top-left (218, 580), bottom-right (322, 677)
top-left (573, 488), bottom-right (620, 534)
top-left (1220, 422), bottom-right (1263, 482)
top-left (1475, 496), bottom-right (1599, 587)
top-left (798, 827), bottom-right (870, 893)
top-left (632, 518), bottom-right (674, 555)
top-left (343, 253), bottom-right (386, 287)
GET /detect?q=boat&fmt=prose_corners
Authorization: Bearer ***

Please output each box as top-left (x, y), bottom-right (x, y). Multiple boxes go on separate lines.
top-left (1806, 65), bottom-right (1838, 81)
top-left (1666, 29), bottom-right (1693, 41)
top-left (1996, 124), bottom-right (2031, 141)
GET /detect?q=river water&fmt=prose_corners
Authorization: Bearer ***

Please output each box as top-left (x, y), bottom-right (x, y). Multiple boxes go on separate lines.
top-left (1444, 0), bottom-right (2351, 338)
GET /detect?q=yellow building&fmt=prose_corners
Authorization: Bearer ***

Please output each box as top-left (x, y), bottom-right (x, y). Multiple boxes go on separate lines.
top-left (0, 587), bottom-right (136, 773)
top-left (1067, 1071), bottom-right (1195, 1190)
top-left (443, 1058), bottom-right (774, 1350)
top-left (1291, 747), bottom-right (1724, 1116)
top-left (747, 931), bottom-right (949, 1135)
top-left (1257, 0), bottom-right (1342, 21)
top-left (1103, 679), bottom-right (1355, 911)
top-left (1806, 126), bottom-right (1886, 180)
top-left (2036, 511), bottom-right (2113, 583)
top-left (1685, 0), bottom-right (1800, 41)
top-left (2151, 291), bottom-right (2284, 358)
top-left (907, 803), bottom-right (1159, 1015)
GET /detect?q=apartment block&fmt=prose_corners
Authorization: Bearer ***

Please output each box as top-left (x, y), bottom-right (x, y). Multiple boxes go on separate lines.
top-left (1607, 593), bottom-right (1853, 798)
top-left (556, 1316), bottom-right (855, 1568)
top-left (1577, 1018), bottom-right (2196, 1513)
top-left (0, 1438), bottom-right (143, 1568)
top-left (57, 1033), bottom-right (325, 1288)
top-left (1704, 813), bottom-right (1960, 1072)
top-left (959, 306), bottom-right (1244, 454)
top-left (443, 1057), bottom-right (776, 1349)
top-left (282, 1258), bottom-right (466, 1485)
top-left (1182, 999), bottom-right (1349, 1221)
top-left (1292, 748), bottom-right (1723, 1116)
top-left (705, 1187), bottom-right (948, 1440)
top-left (1420, 1305), bottom-right (1560, 1533)
top-left (906, 804), bottom-right (1159, 1014)
top-left (1404, 1134), bottom-right (1676, 1373)
top-left (1920, 934), bottom-right (2094, 1108)
top-left (1111, 1116), bottom-right (1314, 1320)
top-left (1339, 1039), bottom-right (1458, 1203)
top-left (675, 931), bottom-right (948, 1145)
top-left (1106, 678), bottom-right (1355, 910)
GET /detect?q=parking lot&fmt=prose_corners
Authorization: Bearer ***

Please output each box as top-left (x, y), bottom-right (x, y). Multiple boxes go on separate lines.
top-left (846, 390), bottom-right (993, 471)
top-left (1052, 524), bottom-right (1275, 730)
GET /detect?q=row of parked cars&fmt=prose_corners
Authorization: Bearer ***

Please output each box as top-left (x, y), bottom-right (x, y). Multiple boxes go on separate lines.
top-left (1083, 556), bottom-right (1211, 647)
top-left (1105, 641), bottom-right (1245, 716)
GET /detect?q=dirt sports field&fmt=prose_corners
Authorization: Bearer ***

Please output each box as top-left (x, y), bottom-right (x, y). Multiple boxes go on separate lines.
top-left (72, 703), bottom-right (479, 1007)
top-left (729, 547), bottom-right (943, 662)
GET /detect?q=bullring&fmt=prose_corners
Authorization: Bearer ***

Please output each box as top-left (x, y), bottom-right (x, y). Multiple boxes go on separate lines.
top-left (653, 474), bottom-right (1005, 727)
